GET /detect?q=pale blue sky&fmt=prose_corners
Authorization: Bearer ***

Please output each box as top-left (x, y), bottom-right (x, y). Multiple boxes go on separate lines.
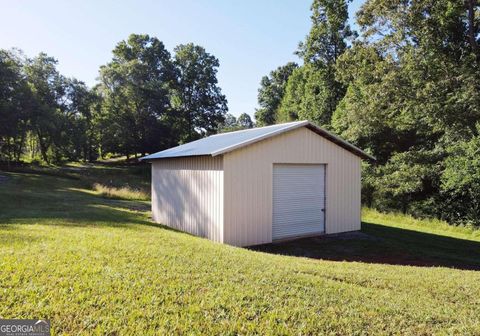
top-left (0, 0), bottom-right (363, 118)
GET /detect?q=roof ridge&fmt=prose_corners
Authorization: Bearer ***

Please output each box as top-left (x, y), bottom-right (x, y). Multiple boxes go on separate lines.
top-left (211, 121), bottom-right (309, 156)
top-left (211, 120), bottom-right (306, 137)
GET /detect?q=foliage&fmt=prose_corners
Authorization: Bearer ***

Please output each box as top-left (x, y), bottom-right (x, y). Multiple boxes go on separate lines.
top-left (173, 43), bottom-right (228, 142)
top-left (297, 0), bottom-right (354, 65)
top-left (237, 113), bottom-right (254, 129)
top-left (0, 51), bottom-right (97, 163)
top-left (332, 0), bottom-right (480, 223)
top-left (1, 171), bottom-right (480, 334)
top-left (255, 0), bottom-right (480, 225)
top-left (0, 34), bottom-right (228, 162)
top-left (97, 34), bottom-right (177, 158)
top-left (254, 62), bottom-right (297, 126)
top-left (278, 63), bottom-right (341, 126)
top-left (441, 129), bottom-right (480, 224)
top-left (219, 113), bottom-right (238, 130)
top-left (219, 113), bottom-right (254, 132)
top-left (0, 49), bottom-right (31, 162)
top-left (274, 0), bottom-right (353, 127)
top-left (275, 66), bottom-right (305, 122)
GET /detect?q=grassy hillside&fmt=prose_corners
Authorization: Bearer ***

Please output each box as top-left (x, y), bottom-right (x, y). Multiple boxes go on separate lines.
top-left (1, 166), bottom-right (480, 335)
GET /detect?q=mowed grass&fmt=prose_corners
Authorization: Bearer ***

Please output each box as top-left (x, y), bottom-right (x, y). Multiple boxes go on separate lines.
top-left (1, 170), bottom-right (480, 334)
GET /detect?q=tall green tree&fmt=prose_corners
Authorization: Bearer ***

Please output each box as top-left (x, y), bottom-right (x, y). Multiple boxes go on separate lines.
top-left (298, 0), bottom-right (353, 64)
top-left (61, 78), bottom-right (99, 161)
top-left (0, 50), bottom-right (31, 162)
top-left (173, 43), bottom-right (228, 142)
top-left (24, 53), bottom-right (67, 163)
top-left (254, 62), bottom-right (297, 126)
top-left (442, 127), bottom-right (480, 224)
top-left (98, 34), bottom-right (177, 158)
top-left (278, 0), bottom-right (353, 126)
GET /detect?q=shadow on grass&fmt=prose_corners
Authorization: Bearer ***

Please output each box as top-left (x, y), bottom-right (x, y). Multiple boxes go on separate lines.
top-left (1, 162), bottom-right (151, 194)
top-left (0, 172), bottom-right (173, 232)
top-left (250, 222), bottom-right (480, 271)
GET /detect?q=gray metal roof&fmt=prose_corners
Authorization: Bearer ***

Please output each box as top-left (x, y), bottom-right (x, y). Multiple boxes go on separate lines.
top-left (141, 120), bottom-right (375, 161)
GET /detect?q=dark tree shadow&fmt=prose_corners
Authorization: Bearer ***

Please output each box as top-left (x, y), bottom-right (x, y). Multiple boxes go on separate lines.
top-left (0, 171), bottom-right (200, 241)
top-left (250, 222), bottom-right (480, 271)
top-left (0, 172), bottom-right (163, 231)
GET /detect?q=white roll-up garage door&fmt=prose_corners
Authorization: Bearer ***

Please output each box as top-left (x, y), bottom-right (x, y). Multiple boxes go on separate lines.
top-left (272, 164), bottom-right (326, 240)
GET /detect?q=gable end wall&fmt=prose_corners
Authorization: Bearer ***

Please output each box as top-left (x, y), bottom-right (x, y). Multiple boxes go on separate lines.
top-left (223, 127), bottom-right (361, 246)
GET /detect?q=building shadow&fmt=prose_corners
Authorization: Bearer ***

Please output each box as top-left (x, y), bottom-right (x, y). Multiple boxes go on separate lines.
top-left (249, 222), bottom-right (480, 271)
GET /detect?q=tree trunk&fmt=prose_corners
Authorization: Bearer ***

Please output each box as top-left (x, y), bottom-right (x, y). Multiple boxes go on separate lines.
top-left (16, 130), bottom-right (27, 162)
top-left (467, 0), bottom-right (479, 60)
top-left (36, 130), bottom-right (49, 164)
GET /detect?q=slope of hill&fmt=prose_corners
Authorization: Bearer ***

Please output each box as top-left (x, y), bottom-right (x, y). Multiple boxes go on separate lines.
top-left (1, 165), bottom-right (479, 335)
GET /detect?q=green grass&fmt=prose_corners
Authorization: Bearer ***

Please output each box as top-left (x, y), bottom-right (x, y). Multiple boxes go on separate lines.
top-left (1, 168), bottom-right (480, 335)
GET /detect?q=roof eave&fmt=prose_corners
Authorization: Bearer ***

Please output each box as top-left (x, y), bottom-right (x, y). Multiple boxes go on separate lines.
top-left (139, 153), bottom-right (213, 161)
top-left (305, 124), bottom-right (376, 161)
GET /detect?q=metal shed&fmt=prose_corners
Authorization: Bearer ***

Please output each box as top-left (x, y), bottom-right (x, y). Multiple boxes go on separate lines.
top-left (142, 121), bottom-right (374, 247)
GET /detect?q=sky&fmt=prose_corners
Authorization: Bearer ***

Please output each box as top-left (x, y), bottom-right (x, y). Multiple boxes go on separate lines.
top-left (0, 0), bottom-right (363, 119)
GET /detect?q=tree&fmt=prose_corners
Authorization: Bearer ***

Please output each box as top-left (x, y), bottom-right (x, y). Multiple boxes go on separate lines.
top-left (173, 43), bottom-right (228, 142)
top-left (98, 34), bottom-right (177, 158)
top-left (61, 78), bottom-right (99, 161)
top-left (276, 67), bottom-right (305, 123)
top-left (223, 113), bottom-right (237, 128)
top-left (0, 49), bottom-right (31, 162)
top-left (237, 113), bottom-right (254, 129)
top-left (298, 0), bottom-right (353, 65)
top-left (278, 0), bottom-right (354, 126)
top-left (254, 62), bottom-right (297, 126)
top-left (24, 53), bottom-right (67, 163)
top-left (218, 113), bottom-right (238, 132)
top-left (441, 128), bottom-right (480, 224)
top-left (219, 113), bottom-right (255, 132)
top-left (278, 63), bottom-right (341, 126)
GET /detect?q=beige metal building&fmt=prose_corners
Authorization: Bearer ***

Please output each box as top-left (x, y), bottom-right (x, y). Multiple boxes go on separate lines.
top-left (142, 121), bottom-right (374, 247)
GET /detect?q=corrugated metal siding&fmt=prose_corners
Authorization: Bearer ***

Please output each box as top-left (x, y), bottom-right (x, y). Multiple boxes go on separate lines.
top-left (272, 164), bottom-right (326, 240)
top-left (223, 127), bottom-right (361, 247)
top-left (151, 156), bottom-right (224, 243)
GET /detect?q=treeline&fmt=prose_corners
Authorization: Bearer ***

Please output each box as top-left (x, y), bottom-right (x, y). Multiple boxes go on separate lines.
top-left (0, 34), bottom-right (228, 163)
top-left (255, 0), bottom-right (480, 225)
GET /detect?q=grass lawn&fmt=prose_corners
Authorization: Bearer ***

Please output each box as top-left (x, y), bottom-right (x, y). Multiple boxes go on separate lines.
top-left (1, 166), bottom-right (480, 335)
